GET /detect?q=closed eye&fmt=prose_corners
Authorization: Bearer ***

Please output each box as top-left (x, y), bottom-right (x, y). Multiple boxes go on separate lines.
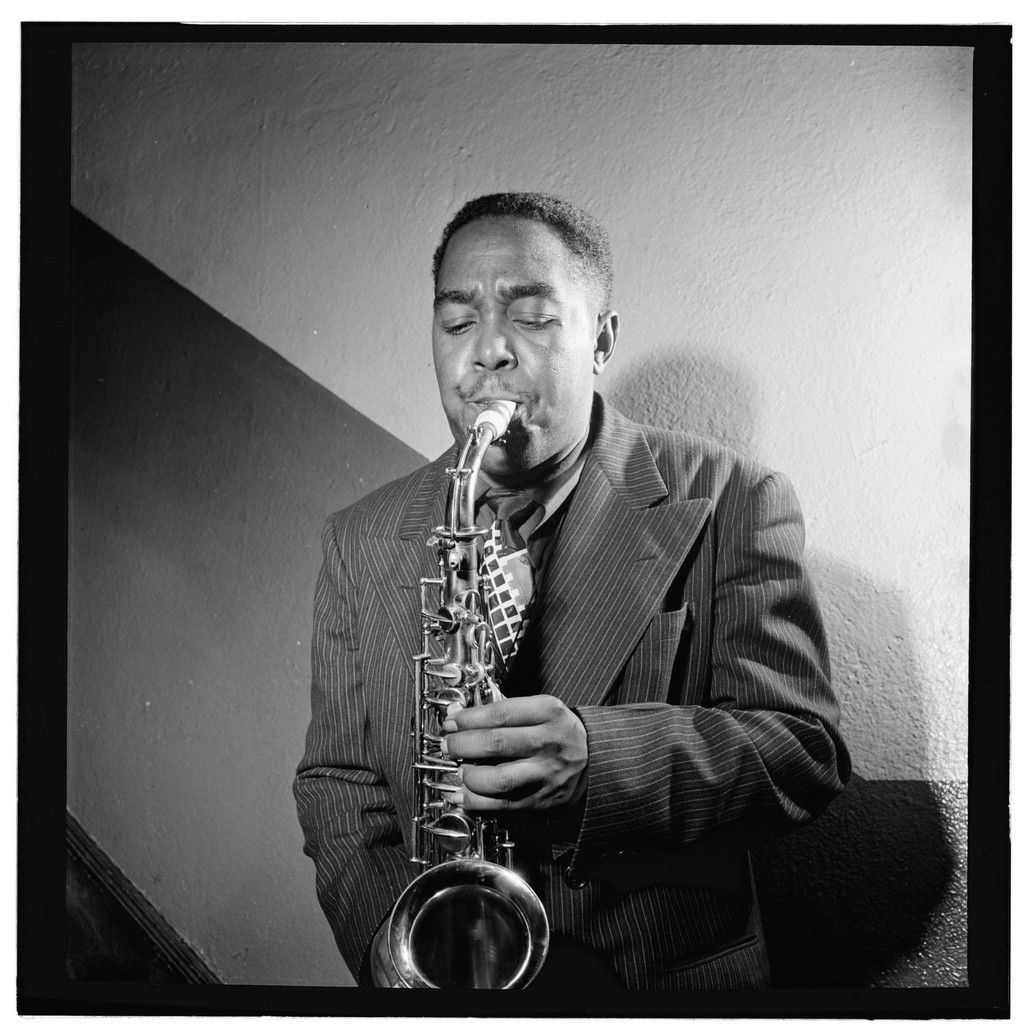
top-left (441, 317), bottom-right (478, 336)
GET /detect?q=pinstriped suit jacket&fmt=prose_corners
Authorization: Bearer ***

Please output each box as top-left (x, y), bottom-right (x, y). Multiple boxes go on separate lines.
top-left (294, 395), bottom-right (850, 989)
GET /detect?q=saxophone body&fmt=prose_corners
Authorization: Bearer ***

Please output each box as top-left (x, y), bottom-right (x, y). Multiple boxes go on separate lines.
top-left (370, 400), bottom-right (550, 989)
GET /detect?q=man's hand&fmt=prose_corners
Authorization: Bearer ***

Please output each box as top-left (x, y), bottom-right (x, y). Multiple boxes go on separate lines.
top-left (440, 695), bottom-right (589, 811)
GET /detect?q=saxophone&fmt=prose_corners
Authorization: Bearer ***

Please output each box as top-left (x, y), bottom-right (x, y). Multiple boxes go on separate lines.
top-left (369, 400), bottom-right (550, 989)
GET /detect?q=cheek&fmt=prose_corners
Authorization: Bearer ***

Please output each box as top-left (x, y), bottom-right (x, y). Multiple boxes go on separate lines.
top-left (431, 339), bottom-right (457, 384)
top-left (537, 347), bottom-right (592, 400)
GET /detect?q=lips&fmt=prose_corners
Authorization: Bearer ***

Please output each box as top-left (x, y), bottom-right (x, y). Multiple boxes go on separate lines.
top-left (465, 393), bottom-right (521, 404)
top-left (464, 396), bottom-right (524, 417)
top-left (459, 398), bottom-right (527, 443)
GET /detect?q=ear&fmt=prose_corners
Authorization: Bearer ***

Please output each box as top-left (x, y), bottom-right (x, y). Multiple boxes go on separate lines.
top-left (592, 310), bottom-right (619, 374)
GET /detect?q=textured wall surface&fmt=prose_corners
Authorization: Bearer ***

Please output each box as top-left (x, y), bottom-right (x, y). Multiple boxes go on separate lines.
top-left (69, 42), bottom-right (971, 988)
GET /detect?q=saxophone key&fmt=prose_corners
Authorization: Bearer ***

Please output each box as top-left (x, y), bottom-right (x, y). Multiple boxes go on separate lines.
top-left (423, 809), bottom-right (474, 854)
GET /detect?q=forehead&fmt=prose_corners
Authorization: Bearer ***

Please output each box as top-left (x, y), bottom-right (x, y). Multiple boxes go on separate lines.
top-left (437, 217), bottom-right (579, 288)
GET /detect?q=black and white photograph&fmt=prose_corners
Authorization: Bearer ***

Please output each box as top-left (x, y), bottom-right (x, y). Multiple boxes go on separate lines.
top-left (17, 16), bottom-right (1009, 1020)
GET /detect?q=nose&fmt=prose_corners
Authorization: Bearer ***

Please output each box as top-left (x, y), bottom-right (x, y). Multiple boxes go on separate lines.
top-left (472, 318), bottom-right (516, 371)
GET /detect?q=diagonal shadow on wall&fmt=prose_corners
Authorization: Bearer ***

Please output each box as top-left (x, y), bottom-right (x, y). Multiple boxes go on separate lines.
top-left (606, 349), bottom-right (963, 988)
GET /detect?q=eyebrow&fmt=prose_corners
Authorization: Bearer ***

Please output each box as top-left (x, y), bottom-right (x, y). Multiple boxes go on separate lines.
top-left (433, 281), bottom-right (560, 311)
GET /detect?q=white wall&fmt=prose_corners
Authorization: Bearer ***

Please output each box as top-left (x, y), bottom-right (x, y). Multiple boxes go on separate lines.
top-left (71, 41), bottom-right (972, 983)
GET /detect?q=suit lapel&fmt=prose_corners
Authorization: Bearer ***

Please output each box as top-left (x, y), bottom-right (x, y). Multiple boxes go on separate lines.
top-left (363, 450), bottom-right (454, 675)
top-left (527, 401), bottom-right (711, 709)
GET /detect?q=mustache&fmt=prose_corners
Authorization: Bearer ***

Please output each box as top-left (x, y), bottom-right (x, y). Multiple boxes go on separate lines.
top-left (456, 378), bottom-right (536, 406)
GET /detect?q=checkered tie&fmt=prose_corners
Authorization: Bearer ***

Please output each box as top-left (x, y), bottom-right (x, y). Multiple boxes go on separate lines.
top-left (479, 491), bottom-right (537, 665)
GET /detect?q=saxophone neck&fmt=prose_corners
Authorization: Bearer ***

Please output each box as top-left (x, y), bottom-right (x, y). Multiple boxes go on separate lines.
top-left (448, 399), bottom-right (516, 532)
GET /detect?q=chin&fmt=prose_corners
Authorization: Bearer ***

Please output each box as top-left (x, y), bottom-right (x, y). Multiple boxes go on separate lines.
top-left (480, 443), bottom-right (523, 478)
top-left (479, 438), bottom-right (538, 482)
top-left (494, 420), bottom-right (537, 467)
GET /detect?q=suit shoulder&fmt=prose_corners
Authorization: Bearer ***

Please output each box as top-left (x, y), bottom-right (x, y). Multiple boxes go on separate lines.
top-left (637, 422), bottom-right (774, 500)
top-left (322, 455), bottom-right (445, 543)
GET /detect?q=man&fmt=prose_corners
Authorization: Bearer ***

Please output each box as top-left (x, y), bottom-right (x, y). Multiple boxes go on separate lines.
top-left (294, 192), bottom-right (850, 990)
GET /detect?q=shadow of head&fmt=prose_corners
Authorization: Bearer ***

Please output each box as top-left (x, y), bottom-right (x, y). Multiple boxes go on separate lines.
top-left (604, 348), bottom-right (758, 455)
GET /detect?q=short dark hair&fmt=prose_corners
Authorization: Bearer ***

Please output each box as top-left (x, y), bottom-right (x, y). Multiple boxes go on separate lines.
top-left (432, 192), bottom-right (613, 309)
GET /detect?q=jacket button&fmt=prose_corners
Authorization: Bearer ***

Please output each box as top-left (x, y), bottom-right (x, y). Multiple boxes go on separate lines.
top-left (561, 850), bottom-right (588, 889)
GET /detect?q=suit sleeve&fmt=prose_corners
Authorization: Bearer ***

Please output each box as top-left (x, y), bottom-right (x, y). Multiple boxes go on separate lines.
top-left (568, 469), bottom-right (851, 878)
top-left (293, 515), bottom-right (417, 979)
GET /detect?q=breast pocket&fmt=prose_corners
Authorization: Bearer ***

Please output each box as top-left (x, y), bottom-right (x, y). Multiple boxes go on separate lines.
top-left (612, 604), bottom-right (693, 705)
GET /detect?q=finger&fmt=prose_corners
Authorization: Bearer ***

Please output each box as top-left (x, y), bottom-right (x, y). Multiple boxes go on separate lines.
top-left (441, 695), bottom-right (558, 733)
top-left (441, 723), bottom-right (546, 762)
top-left (459, 760), bottom-right (549, 810)
top-left (438, 766), bottom-right (463, 806)
top-left (462, 758), bottom-right (548, 797)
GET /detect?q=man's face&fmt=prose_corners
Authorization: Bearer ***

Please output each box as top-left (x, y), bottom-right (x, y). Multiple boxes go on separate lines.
top-left (432, 216), bottom-right (617, 480)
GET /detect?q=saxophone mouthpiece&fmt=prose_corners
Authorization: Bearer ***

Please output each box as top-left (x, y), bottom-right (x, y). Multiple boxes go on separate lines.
top-left (473, 400), bottom-right (517, 440)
